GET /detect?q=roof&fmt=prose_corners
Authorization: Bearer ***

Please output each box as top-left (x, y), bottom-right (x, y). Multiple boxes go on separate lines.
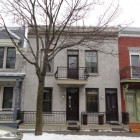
top-left (119, 27), bottom-right (140, 37)
top-left (0, 27), bottom-right (25, 47)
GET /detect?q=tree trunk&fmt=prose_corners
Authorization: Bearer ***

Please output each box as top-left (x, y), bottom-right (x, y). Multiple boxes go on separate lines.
top-left (35, 78), bottom-right (45, 135)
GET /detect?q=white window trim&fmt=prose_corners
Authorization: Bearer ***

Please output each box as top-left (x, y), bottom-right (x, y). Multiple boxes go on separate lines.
top-left (0, 46), bottom-right (16, 70)
top-left (129, 51), bottom-right (140, 79)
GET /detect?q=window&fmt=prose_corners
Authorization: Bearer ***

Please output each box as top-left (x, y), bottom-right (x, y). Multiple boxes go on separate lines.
top-left (43, 88), bottom-right (52, 112)
top-left (2, 87), bottom-right (13, 109)
top-left (0, 48), bottom-right (4, 68)
top-left (0, 47), bottom-right (16, 69)
top-left (86, 88), bottom-right (98, 112)
top-left (41, 49), bottom-right (53, 73)
top-left (85, 50), bottom-right (98, 73)
top-left (6, 48), bottom-right (16, 68)
top-left (131, 54), bottom-right (140, 78)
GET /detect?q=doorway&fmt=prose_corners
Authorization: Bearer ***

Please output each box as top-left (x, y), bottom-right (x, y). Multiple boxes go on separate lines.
top-left (66, 88), bottom-right (79, 121)
top-left (105, 89), bottom-right (118, 122)
top-left (67, 50), bottom-right (79, 79)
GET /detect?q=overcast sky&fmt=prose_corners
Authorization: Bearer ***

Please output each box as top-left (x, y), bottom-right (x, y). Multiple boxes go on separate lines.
top-left (2, 0), bottom-right (140, 28)
top-left (119, 0), bottom-right (140, 27)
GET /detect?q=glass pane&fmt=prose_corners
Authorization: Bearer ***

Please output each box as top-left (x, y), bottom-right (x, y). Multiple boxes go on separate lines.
top-left (86, 88), bottom-right (98, 112)
top-left (43, 88), bottom-right (52, 112)
top-left (2, 87), bottom-right (13, 109)
top-left (0, 48), bottom-right (4, 68)
top-left (85, 51), bottom-right (97, 73)
top-left (131, 55), bottom-right (139, 66)
top-left (69, 57), bottom-right (77, 68)
top-left (6, 48), bottom-right (16, 68)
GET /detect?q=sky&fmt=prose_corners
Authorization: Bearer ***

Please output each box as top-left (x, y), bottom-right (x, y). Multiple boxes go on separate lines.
top-left (1, 0), bottom-right (140, 28)
top-left (118, 0), bottom-right (140, 27)
top-left (22, 133), bottom-right (140, 140)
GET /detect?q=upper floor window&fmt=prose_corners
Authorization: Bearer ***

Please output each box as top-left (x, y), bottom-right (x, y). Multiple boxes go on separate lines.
top-left (85, 50), bottom-right (98, 73)
top-left (0, 47), bottom-right (16, 69)
top-left (131, 54), bottom-right (140, 78)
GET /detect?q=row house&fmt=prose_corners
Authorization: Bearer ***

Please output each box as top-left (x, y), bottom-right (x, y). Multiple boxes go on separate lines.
top-left (119, 28), bottom-right (140, 128)
top-left (22, 27), bottom-right (122, 126)
top-left (0, 27), bottom-right (26, 127)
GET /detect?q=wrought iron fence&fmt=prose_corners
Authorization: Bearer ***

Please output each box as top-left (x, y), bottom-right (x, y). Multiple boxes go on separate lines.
top-left (19, 111), bottom-right (66, 124)
top-left (55, 67), bottom-right (89, 80)
top-left (81, 112), bottom-right (106, 124)
top-left (0, 111), bottom-right (14, 121)
top-left (120, 66), bottom-right (140, 79)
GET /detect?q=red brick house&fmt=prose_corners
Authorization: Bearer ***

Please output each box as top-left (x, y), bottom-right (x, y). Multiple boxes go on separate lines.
top-left (119, 28), bottom-right (140, 126)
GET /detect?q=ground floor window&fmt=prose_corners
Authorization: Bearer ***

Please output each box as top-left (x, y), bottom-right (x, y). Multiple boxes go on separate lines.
top-left (86, 88), bottom-right (98, 112)
top-left (2, 87), bottom-right (13, 110)
top-left (43, 88), bottom-right (52, 113)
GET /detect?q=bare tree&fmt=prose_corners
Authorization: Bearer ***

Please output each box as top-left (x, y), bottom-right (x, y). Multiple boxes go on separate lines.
top-left (0, 0), bottom-right (119, 135)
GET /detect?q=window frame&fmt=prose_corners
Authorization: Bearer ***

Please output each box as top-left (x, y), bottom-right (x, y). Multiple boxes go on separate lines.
top-left (130, 51), bottom-right (140, 78)
top-left (0, 47), bottom-right (4, 68)
top-left (0, 47), bottom-right (16, 69)
top-left (86, 88), bottom-right (99, 113)
top-left (85, 50), bottom-right (98, 73)
top-left (2, 87), bottom-right (14, 110)
top-left (6, 47), bottom-right (16, 68)
top-left (43, 87), bottom-right (52, 113)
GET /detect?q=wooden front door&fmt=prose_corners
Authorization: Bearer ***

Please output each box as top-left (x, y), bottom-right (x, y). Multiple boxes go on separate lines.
top-left (67, 55), bottom-right (78, 79)
top-left (125, 90), bottom-right (140, 122)
top-left (66, 88), bottom-right (79, 121)
top-left (105, 89), bottom-right (118, 122)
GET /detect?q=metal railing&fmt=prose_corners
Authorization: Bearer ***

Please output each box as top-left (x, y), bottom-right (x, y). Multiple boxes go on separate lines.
top-left (120, 66), bottom-right (140, 80)
top-left (55, 67), bottom-right (89, 80)
top-left (86, 112), bottom-right (106, 124)
top-left (19, 111), bottom-right (66, 124)
top-left (0, 111), bottom-right (14, 121)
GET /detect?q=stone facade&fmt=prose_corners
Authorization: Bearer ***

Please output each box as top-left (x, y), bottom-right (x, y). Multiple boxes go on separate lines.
top-left (23, 28), bottom-right (122, 124)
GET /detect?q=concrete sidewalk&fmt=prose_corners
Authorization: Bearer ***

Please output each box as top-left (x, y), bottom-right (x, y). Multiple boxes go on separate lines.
top-left (19, 123), bottom-right (129, 133)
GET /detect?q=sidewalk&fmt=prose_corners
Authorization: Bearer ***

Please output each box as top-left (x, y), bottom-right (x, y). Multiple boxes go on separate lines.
top-left (19, 123), bottom-right (129, 133)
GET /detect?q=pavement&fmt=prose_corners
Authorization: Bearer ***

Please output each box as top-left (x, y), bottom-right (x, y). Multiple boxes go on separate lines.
top-left (19, 123), bottom-right (140, 137)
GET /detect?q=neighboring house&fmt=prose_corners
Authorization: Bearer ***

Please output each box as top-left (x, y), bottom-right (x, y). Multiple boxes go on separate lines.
top-left (0, 27), bottom-right (26, 127)
top-left (22, 27), bottom-right (121, 126)
top-left (119, 28), bottom-right (140, 124)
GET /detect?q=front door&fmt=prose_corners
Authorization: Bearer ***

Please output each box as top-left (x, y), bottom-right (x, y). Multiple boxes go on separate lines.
top-left (66, 88), bottom-right (79, 121)
top-left (125, 90), bottom-right (140, 122)
top-left (67, 53), bottom-right (78, 79)
top-left (105, 89), bottom-right (118, 122)
top-left (125, 93), bottom-right (136, 122)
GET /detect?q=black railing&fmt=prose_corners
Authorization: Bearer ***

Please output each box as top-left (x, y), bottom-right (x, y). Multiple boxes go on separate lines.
top-left (19, 111), bottom-right (66, 124)
top-left (87, 112), bottom-right (106, 124)
top-left (120, 66), bottom-right (140, 80)
top-left (55, 67), bottom-right (89, 80)
top-left (0, 111), bottom-right (14, 121)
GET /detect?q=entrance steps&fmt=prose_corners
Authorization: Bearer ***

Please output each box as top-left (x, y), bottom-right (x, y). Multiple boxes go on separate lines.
top-left (129, 123), bottom-right (140, 132)
top-left (67, 121), bottom-right (80, 130)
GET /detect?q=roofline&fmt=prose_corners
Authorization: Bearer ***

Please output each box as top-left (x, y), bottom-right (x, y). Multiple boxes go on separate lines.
top-left (119, 27), bottom-right (140, 37)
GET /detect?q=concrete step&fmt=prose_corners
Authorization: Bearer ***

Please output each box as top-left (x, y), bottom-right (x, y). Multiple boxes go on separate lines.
top-left (67, 121), bottom-right (80, 130)
top-left (129, 123), bottom-right (140, 132)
